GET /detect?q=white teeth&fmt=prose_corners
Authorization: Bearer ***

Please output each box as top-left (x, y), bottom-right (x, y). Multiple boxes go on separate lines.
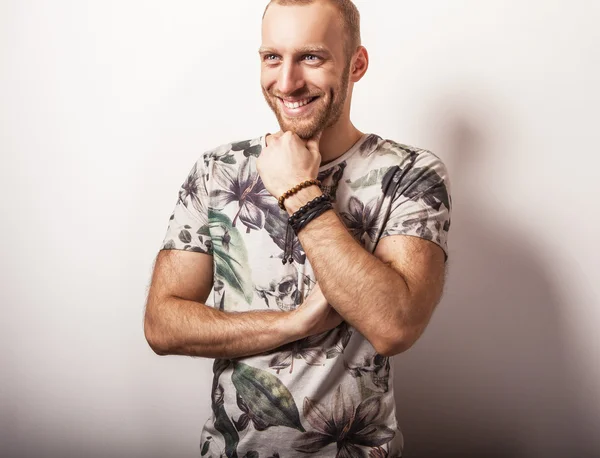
top-left (283, 98), bottom-right (312, 109)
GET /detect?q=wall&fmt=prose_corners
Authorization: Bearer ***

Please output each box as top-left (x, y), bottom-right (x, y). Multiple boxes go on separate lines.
top-left (1, 1), bottom-right (598, 457)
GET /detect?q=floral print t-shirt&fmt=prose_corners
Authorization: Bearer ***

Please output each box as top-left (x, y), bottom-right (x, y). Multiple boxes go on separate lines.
top-left (160, 133), bottom-right (452, 458)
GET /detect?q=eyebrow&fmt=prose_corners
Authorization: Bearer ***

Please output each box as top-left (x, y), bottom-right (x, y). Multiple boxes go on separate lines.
top-left (258, 45), bottom-right (332, 57)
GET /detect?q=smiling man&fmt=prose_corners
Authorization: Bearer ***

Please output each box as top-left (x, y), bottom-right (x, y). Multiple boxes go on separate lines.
top-left (144, 1), bottom-right (451, 457)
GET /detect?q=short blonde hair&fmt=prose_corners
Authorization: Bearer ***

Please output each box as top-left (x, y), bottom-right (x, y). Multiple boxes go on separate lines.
top-left (263, 0), bottom-right (361, 61)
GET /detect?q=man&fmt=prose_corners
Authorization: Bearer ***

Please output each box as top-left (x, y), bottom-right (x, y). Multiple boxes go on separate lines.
top-left (144, 1), bottom-right (451, 457)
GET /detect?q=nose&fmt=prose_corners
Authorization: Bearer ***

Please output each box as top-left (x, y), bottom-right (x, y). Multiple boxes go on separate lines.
top-left (277, 60), bottom-right (305, 95)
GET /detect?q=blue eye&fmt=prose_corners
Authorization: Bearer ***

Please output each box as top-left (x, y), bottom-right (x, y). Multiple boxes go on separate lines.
top-left (303, 55), bottom-right (319, 61)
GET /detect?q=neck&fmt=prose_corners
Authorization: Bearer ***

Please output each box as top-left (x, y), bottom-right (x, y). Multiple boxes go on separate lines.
top-left (265, 119), bottom-right (363, 165)
top-left (319, 119), bottom-right (363, 166)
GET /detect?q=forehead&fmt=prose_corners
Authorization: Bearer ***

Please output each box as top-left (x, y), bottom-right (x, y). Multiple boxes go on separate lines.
top-left (261, 2), bottom-right (344, 56)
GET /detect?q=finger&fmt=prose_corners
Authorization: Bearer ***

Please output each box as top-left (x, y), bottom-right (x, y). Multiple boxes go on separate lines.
top-left (306, 131), bottom-right (322, 156)
top-left (266, 131), bottom-right (284, 146)
top-left (309, 130), bottom-right (323, 144)
top-left (287, 131), bottom-right (305, 147)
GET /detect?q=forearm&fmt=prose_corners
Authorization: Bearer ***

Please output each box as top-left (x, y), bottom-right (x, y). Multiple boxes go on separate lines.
top-left (304, 213), bottom-right (412, 348)
top-left (286, 188), bottom-right (413, 352)
top-left (144, 297), bottom-right (303, 359)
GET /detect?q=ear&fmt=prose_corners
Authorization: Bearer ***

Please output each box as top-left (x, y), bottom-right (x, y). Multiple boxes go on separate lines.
top-left (350, 46), bottom-right (369, 83)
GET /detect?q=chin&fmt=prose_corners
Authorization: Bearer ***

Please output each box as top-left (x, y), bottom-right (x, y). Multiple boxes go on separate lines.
top-left (279, 122), bottom-right (320, 140)
top-left (276, 110), bottom-right (327, 139)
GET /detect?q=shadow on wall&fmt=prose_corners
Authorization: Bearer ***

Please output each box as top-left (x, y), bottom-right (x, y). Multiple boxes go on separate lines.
top-left (392, 96), bottom-right (591, 458)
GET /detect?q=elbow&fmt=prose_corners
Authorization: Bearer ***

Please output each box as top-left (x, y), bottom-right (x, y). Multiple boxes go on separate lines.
top-left (373, 328), bottom-right (420, 357)
top-left (373, 300), bottom-right (436, 356)
top-left (144, 312), bottom-right (168, 356)
top-left (374, 338), bottom-right (411, 358)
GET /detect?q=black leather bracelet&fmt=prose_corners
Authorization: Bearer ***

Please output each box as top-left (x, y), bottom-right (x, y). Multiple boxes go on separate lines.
top-left (290, 196), bottom-right (332, 234)
top-left (289, 194), bottom-right (329, 222)
top-left (293, 202), bottom-right (333, 234)
top-left (282, 194), bottom-right (332, 265)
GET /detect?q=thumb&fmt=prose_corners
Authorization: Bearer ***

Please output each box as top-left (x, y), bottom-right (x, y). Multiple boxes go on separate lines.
top-left (306, 131), bottom-right (322, 156)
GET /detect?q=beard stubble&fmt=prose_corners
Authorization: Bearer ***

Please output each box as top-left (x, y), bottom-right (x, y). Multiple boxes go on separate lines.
top-left (262, 62), bottom-right (351, 140)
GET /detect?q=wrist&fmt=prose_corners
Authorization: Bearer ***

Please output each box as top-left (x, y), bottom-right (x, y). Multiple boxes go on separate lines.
top-left (282, 309), bottom-right (308, 341)
top-left (284, 186), bottom-right (323, 215)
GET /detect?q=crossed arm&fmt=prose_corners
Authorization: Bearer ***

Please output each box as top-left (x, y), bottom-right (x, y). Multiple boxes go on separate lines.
top-left (144, 247), bottom-right (342, 359)
top-left (144, 194), bottom-right (445, 359)
top-left (284, 186), bottom-right (447, 356)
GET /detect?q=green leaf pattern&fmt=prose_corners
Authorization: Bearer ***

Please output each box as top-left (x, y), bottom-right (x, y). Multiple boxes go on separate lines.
top-left (346, 166), bottom-right (393, 190)
top-left (232, 362), bottom-right (305, 432)
top-left (209, 209), bottom-right (254, 307)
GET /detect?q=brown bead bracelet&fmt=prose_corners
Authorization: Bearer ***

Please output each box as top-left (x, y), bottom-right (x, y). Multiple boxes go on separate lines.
top-left (278, 179), bottom-right (321, 210)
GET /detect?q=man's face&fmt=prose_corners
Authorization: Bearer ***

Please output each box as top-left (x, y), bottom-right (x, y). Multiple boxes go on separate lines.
top-left (260, 1), bottom-right (352, 140)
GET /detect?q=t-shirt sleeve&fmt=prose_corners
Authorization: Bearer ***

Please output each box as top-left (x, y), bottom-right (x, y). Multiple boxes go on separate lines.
top-left (160, 159), bottom-right (213, 255)
top-left (379, 151), bottom-right (452, 260)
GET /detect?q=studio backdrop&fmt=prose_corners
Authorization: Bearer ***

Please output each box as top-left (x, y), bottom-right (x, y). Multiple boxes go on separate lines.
top-left (1, 1), bottom-right (599, 457)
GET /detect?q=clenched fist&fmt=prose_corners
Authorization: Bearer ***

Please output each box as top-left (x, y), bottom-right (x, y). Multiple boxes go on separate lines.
top-left (257, 131), bottom-right (322, 199)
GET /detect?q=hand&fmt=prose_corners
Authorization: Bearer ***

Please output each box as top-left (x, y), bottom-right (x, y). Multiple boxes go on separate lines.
top-left (257, 130), bottom-right (322, 199)
top-left (291, 283), bottom-right (343, 338)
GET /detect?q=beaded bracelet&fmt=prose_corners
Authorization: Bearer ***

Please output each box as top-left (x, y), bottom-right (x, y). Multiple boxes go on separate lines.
top-left (278, 179), bottom-right (321, 210)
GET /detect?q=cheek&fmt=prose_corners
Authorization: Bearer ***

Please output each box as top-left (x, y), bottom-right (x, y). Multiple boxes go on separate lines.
top-left (260, 70), bottom-right (276, 90)
top-left (318, 74), bottom-right (342, 95)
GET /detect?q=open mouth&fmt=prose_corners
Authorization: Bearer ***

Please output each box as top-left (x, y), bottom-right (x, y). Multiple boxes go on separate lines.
top-left (279, 96), bottom-right (319, 110)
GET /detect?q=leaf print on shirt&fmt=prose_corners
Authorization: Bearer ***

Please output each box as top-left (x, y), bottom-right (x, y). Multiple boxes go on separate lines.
top-left (264, 212), bottom-right (306, 264)
top-left (381, 156), bottom-right (451, 247)
top-left (381, 166), bottom-right (405, 201)
top-left (200, 438), bottom-right (211, 456)
top-left (340, 196), bottom-right (382, 246)
top-left (267, 331), bottom-right (330, 374)
top-left (325, 322), bottom-right (353, 359)
top-left (210, 156), bottom-right (279, 233)
top-left (397, 165), bottom-right (450, 211)
top-left (200, 435), bottom-right (227, 457)
top-left (231, 139), bottom-right (262, 159)
top-left (232, 392), bottom-right (270, 432)
top-left (399, 209), bottom-right (433, 240)
top-left (384, 209), bottom-right (448, 253)
top-left (203, 144), bottom-right (238, 180)
top-left (211, 359), bottom-right (239, 458)
top-left (179, 162), bottom-right (209, 227)
top-left (208, 209), bottom-right (253, 306)
top-left (262, 323), bottom-right (348, 375)
top-left (369, 446), bottom-right (402, 458)
top-left (358, 134), bottom-right (382, 156)
top-left (346, 167), bottom-right (393, 191)
top-left (291, 387), bottom-right (395, 457)
top-left (232, 362), bottom-right (306, 433)
top-left (382, 161), bottom-right (450, 212)
top-left (360, 137), bottom-right (418, 161)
